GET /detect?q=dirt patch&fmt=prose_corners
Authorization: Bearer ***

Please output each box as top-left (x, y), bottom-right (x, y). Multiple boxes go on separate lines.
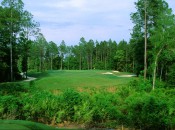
top-left (51, 89), bottom-right (61, 95)
top-left (56, 121), bottom-right (85, 129)
top-left (107, 87), bottom-right (117, 93)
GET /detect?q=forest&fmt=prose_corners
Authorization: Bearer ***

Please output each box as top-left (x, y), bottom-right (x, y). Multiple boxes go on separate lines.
top-left (1, 0), bottom-right (175, 129)
top-left (0, 0), bottom-right (175, 87)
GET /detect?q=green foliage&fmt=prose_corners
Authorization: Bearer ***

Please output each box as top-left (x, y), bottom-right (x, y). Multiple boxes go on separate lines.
top-left (167, 64), bottom-right (175, 87)
top-left (125, 91), bottom-right (169, 129)
top-left (62, 89), bottom-right (82, 121)
top-left (0, 82), bottom-right (28, 96)
top-left (0, 0), bottom-right (38, 82)
top-left (1, 71), bottom-right (175, 129)
top-left (129, 78), bottom-right (152, 92)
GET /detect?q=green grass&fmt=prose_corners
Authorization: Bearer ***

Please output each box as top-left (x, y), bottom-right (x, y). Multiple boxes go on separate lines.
top-left (0, 120), bottom-right (71, 130)
top-left (29, 70), bottom-right (136, 91)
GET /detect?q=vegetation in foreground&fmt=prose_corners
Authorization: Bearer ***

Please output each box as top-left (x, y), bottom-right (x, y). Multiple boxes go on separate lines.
top-left (1, 74), bottom-right (175, 130)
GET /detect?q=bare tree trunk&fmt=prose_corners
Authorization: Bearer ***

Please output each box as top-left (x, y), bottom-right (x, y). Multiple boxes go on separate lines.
top-left (40, 56), bottom-right (42, 72)
top-left (87, 55), bottom-right (89, 70)
top-left (68, 57), bottom-right (70, 70)
top-left (91, 54), bottom-right (93, 70)
top-left (133, 58), bottom-right (135, 73)
top-left (160, 65), bottom-right (164, 81)
top-left (144, 0), bottom-right (148, 81)
top-left (60, 57), bottom-right (63, 70)
top-left (152, 58), bottom-right (157, 90)
top-left (105, 57), bottom-right (107, 70)
top-left (96, 48), bottom-right (98, 63)
top-left (101, 52), bottom-right (103, 62)
top-left (152, 48), bottom-right (163, 90)
top-left (125, 50), bottom-right (127, 72)
top-left (79, 53), bottom-right (81, 70)
top-left (51, 54), bottom-right (53, 70)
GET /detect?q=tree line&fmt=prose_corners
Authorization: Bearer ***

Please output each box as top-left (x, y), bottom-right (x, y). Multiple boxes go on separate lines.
top-left (1, 0), bottom-right (175, 89)
top-left (28, 37), bottom-right (132, 73)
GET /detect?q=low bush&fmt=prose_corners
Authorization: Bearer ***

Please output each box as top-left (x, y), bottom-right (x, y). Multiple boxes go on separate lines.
top-left (125, 91), bottom-right (169, 130)
top-left (0, 82), bottom-right (28, 96)
top-left (1, 81), bottom-right (175, 129)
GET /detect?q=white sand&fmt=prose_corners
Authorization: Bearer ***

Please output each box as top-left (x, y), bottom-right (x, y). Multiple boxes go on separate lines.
top-left (102, 72), bottom-right (113, 75)
top-left (113, 71), bottom-right (119, 73)
top-left (118, 75), bottom-right (136, 77)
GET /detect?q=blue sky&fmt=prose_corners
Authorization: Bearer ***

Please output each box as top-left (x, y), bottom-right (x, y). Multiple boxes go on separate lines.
top-left (22, 0), bottom-right (175, 45)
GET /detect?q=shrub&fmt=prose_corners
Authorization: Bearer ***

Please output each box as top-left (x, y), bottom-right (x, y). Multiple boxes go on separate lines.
top-left (125, 91), bottom-right (169, 130)
top-left (61, 88), bottom-right (82, 121)
top-left (0, 83), bottom-right (28, 96)
top-left (167, 64), bottom-right (175, 87)
top-left (0, 95), bottom-right (21, 119)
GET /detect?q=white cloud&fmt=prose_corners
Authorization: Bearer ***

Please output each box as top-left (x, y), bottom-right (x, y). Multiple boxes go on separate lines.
top-left (22, 0), bottom-right (175, 45)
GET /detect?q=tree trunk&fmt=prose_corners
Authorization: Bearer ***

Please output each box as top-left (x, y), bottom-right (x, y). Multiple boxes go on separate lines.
top-left (125, 50), bottom-right (127, 72)
top-left (51, 54), bottom-right (53, 70)
top-left (144, 0), bottom-right (148, 81)
top-left (10, 6), bottom-right (13, 82)
top-left (91, 53), bottom-right (93, 70)
top-left (79, 53), bottom-right (81, 70)
top-left (152, 48), bottom-right (163, 90)
top-left (40, 56), bottom-right (42, 72)
top-left (160, 65), bottom-right (164, 81)
top-left (152, 57), bottom-right (157, 90)
top-left (133, 58), bottom-right (135, 73)
top-left (68, 57), bottom-right (70, 70)
top-left (60, 57), bottom-right (63, 70)
top-left (87, 56), bottom-right (89, 70)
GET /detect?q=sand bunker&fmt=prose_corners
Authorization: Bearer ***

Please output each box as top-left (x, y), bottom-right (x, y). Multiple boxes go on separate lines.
top-left (102, 72), bottom-right (113, 75)
top-left (102, 71), bottom-right (136, 77)
top-left (118, 75), bottom-right (136, 77)
top-left (113, 71), bottom-right (119, 73)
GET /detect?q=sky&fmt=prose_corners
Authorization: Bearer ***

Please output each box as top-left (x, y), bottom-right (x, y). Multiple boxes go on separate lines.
top-left (21, 0), bottom-right (175, 45)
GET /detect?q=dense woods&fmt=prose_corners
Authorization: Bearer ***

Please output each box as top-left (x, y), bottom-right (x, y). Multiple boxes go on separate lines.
top-left (1, 0), bottom-right (175, 129)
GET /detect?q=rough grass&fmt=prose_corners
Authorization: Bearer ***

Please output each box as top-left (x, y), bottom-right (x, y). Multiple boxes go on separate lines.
top-left (29, 70), bottom-right (136, 92)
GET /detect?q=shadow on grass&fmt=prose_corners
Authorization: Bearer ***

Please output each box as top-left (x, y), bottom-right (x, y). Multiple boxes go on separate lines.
top-left (0, 120), bottom-right (75, 130)
top-left (27, 72), bottom-right (50, 79)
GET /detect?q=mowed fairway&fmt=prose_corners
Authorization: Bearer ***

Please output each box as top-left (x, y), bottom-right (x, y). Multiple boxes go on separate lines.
top-left (31, 70), bottom-right (136, 92)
